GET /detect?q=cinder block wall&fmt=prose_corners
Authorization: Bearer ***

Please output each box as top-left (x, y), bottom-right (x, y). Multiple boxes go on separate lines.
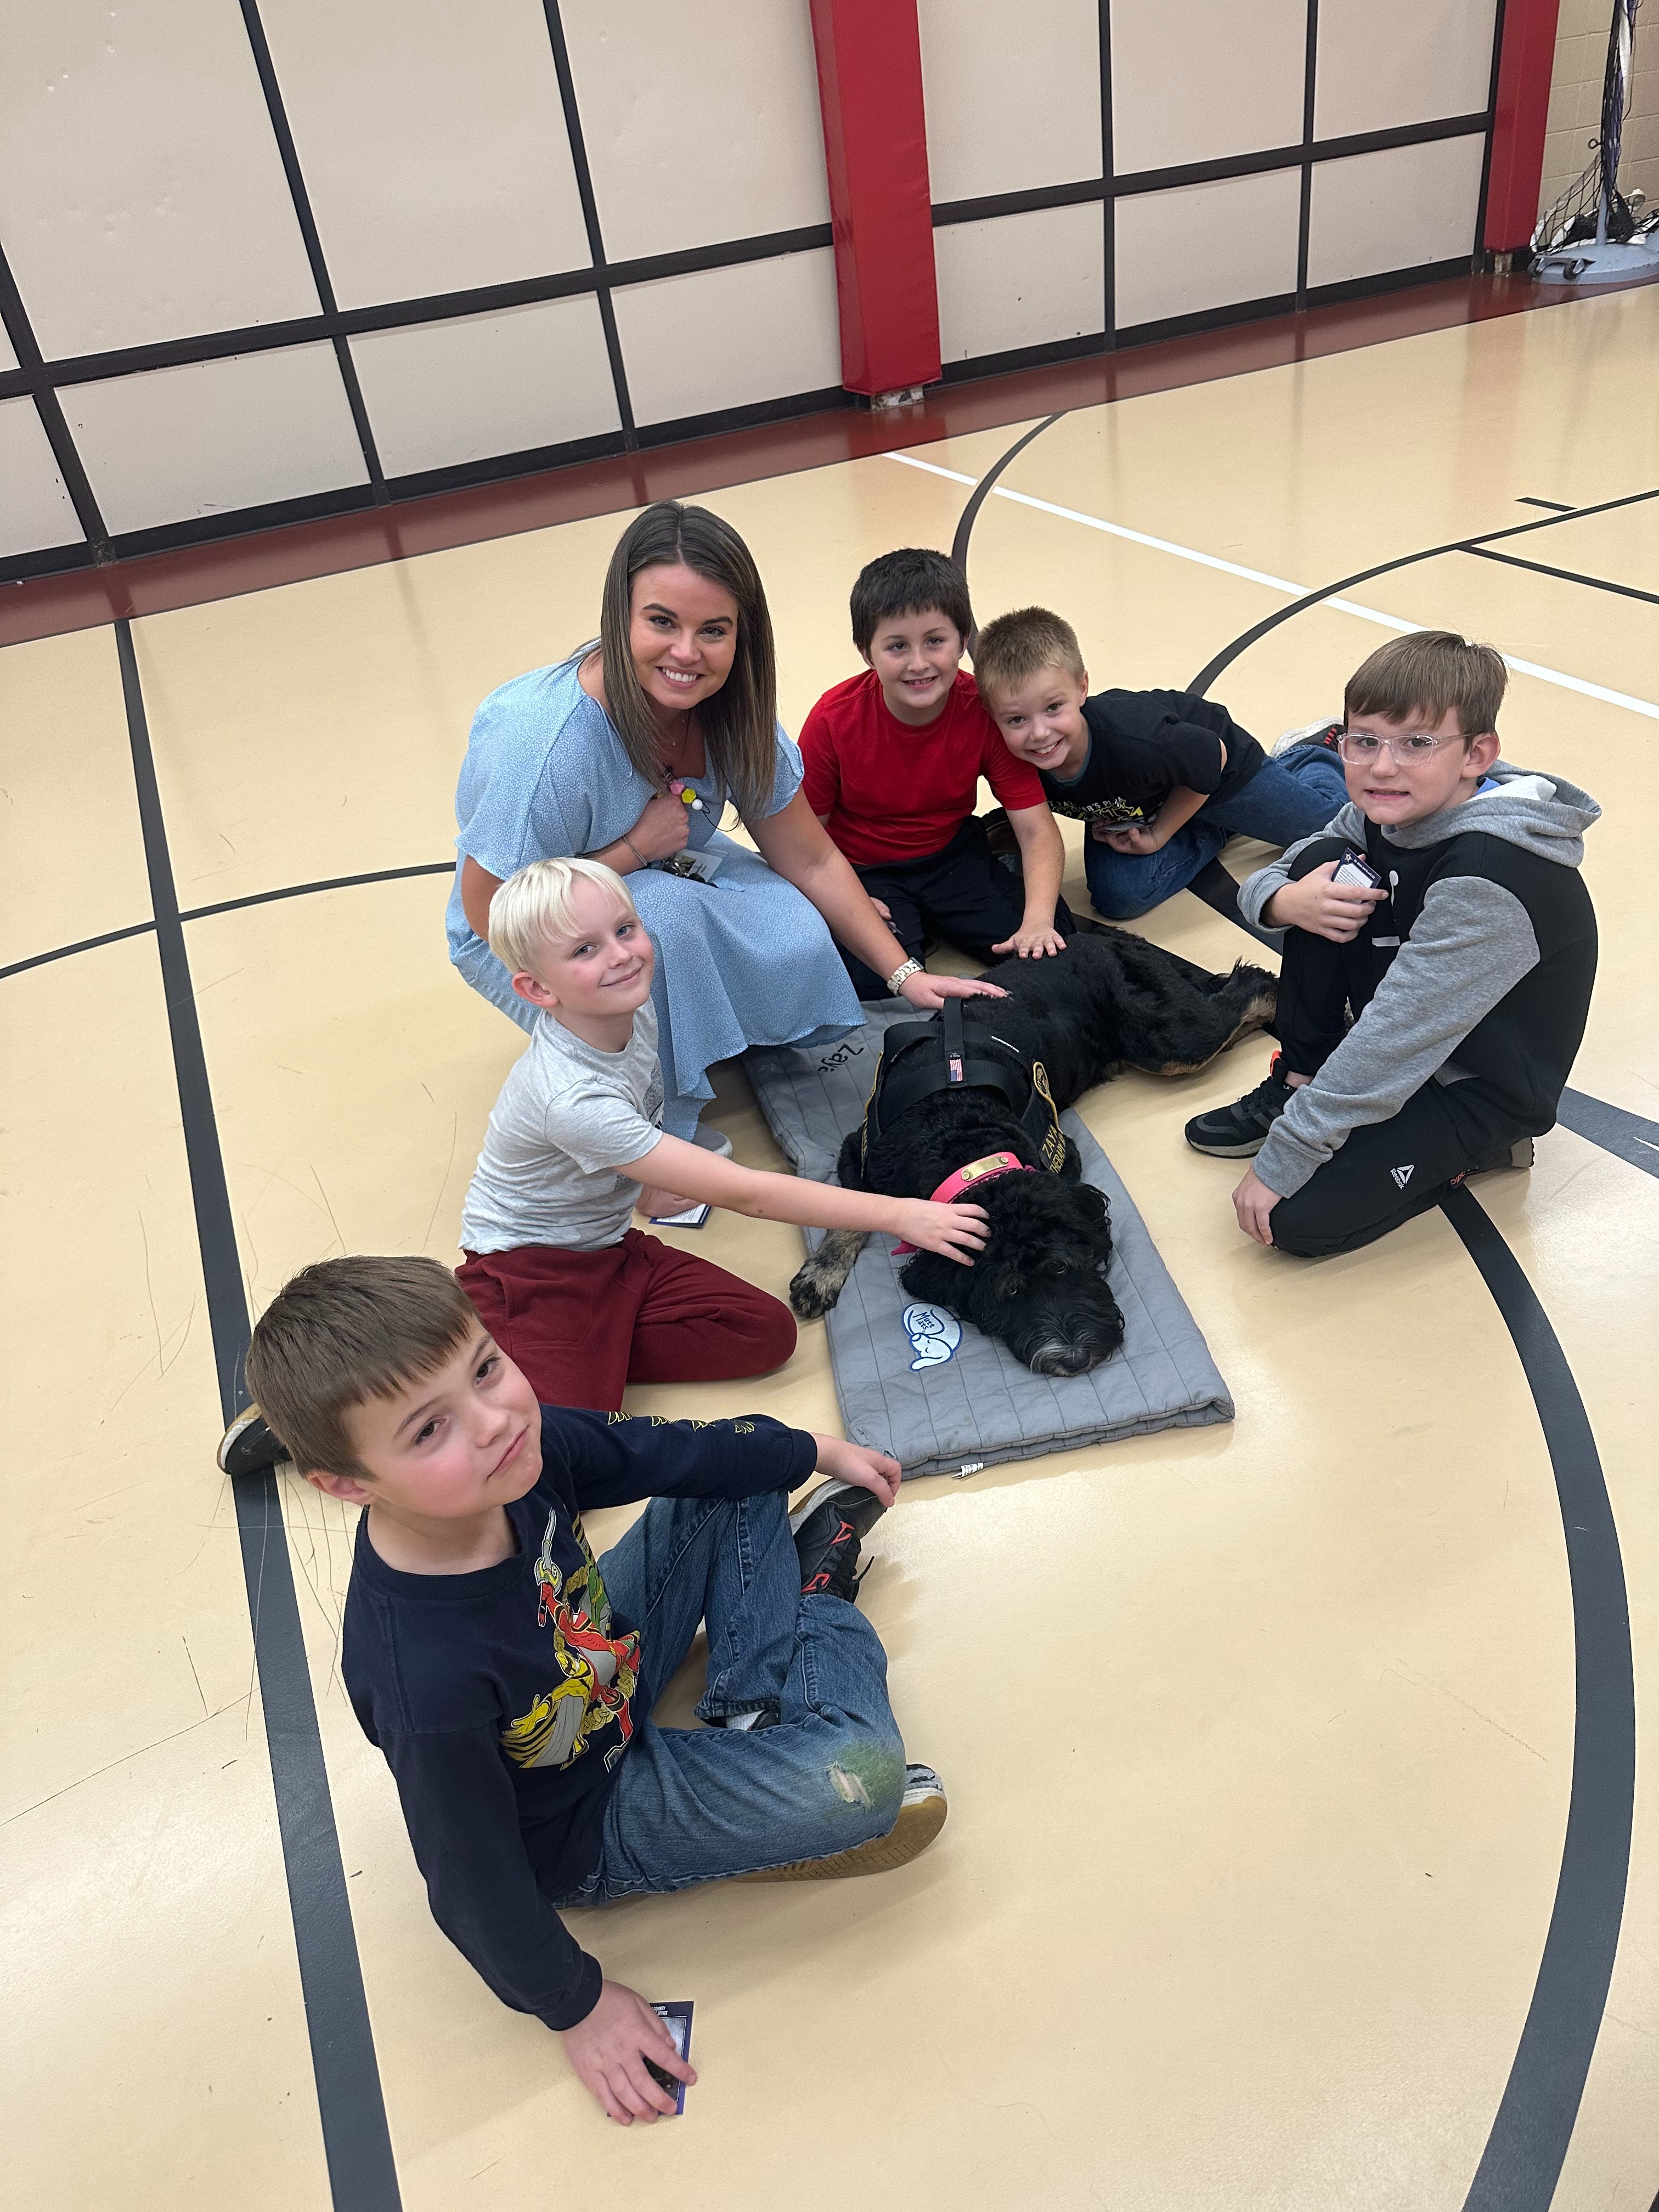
top-left (1537, 0), bottom-right (1659, 227)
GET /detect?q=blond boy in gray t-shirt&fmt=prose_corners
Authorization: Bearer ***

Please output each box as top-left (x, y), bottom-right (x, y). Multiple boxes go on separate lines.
top-left (456, 859), bottom-right (990, 1413)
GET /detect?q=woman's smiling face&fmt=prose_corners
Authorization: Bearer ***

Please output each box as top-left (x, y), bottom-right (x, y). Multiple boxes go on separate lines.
top-left (628, 562), bottom-right (740, 720)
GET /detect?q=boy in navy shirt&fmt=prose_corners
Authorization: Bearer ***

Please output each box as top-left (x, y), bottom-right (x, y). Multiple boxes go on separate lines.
top-left (800, 548), bottom-right (1080, 995)
top-left (973, 605), bottom-right (1348, 919)
top-left (241, 1255), bottom-right (945, 2125)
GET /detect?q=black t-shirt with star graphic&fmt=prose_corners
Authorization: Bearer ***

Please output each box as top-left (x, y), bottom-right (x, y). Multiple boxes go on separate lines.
top-left (342, 1406), bottom-right (816, 2030)
top-left (1039, 688), bottom-right (1266, 827)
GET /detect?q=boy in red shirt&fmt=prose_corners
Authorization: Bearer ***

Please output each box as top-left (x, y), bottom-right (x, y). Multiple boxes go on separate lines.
top-left (800, 548), bottom-right (1078, 997)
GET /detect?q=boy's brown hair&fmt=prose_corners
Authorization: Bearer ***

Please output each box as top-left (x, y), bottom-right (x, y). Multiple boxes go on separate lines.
top-left (1345, 631), bottom-right (1506, 738)
top-left (971, 606), bottom-right (1087, 707)
top-left (243, 1255), bottom-right (481, 1476)
top-left (849, 547), bottom-right (974, 657)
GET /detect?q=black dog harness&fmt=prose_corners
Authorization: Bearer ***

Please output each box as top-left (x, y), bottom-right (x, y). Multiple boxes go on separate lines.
top-left (859, 997), bottom-right (1068, 1176)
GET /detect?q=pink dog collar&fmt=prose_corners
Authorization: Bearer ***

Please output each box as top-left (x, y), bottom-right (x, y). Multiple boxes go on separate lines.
top-left (891, 1150), bottom-right (1035, 1252)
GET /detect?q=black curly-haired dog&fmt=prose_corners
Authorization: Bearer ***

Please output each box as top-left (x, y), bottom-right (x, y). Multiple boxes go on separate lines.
top-left (789, 929), bottom-right (1276, 1377)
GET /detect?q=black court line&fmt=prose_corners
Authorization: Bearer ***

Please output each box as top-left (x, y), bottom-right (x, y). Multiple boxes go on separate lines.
top-left (947, 416), bottom-right (1640, 2201)
top-left (1519, 498), bottom-right (1577, 512)
top-left (1556, 1087), bottom-right (1659, 1179)
top-left (950, 412), bottom-right (1065, 579)
top-left (0, 864), bottom-right (459, 983)
top-left (117, 620), bottom-right (402, 2212)
top-left (1186, 483), bottom-right (1658, 697)
top-left (183, 861), bottom-right (456, 924)
top-left (1, 918), bottom-right (158, 982)
top-left (1462, 543), bottom-right (1659, 609)
top-left (1442, 1187), bottom-right (1634, 2212)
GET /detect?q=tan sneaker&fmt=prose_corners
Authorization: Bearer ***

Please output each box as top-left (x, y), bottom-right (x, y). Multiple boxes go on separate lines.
top-left (740, 1765), bottom-right (947, 1882)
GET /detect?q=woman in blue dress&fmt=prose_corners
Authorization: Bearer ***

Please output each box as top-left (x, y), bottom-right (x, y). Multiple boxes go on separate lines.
top-left (448, 500), bottom-right (1001, 1138)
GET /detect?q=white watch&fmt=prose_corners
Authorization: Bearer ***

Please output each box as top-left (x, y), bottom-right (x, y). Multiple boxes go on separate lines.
top-left (885, 958), bottom-right (924, 995)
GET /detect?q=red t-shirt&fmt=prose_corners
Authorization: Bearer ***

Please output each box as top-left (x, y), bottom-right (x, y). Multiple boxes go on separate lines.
top-left (799, 669), bottom-right (1047, 866)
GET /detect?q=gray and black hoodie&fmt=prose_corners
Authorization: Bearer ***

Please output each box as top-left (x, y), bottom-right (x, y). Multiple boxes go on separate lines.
top-left (1240, 764), bottom-right (1600, 1199)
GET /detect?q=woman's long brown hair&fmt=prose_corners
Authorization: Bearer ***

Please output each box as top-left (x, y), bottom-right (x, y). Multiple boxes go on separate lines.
top-left (597, 501), bottom-right (779, 822)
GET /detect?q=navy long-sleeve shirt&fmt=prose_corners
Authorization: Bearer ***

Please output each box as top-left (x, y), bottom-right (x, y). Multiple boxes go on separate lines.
top-left (342, 1407), bottom-right (818, 2028)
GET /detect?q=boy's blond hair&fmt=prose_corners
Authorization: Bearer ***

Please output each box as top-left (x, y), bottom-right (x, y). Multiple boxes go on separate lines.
top-left (488, 855), bottom-right (639, 977)
top-left (972, 607), bottom-right (1087, 707)
top-left (243, 1255), bottom-right (482, 1477)
top-left (1345, 631), bottom-right (1506, 738)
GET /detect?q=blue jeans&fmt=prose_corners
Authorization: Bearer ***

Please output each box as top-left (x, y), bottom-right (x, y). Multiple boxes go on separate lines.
top-left (1084, 743), bottom-right (1350, 921)
top-left (552, 1490), bottom-right (907, 1900)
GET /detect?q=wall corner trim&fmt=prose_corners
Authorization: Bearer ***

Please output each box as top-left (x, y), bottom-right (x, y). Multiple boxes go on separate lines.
top-left (809, 0), bottom-right (943, 395)
top-left (1485, 0), bottom-right (1565, 249)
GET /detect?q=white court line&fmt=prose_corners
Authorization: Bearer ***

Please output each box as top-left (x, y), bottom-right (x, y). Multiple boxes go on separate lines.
top-left (885, 448), bottom-right (1659, 721)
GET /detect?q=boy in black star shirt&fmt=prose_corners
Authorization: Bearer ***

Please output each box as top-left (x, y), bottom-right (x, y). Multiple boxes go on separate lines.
top-left (974, 606), bottom-right (1349, 920)
top-left (241, 1255), bottom-right (946, 2125)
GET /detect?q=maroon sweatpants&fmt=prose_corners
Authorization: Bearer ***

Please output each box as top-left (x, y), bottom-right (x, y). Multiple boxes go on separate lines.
top-left (456, 1229), bottom-right (798, 1413)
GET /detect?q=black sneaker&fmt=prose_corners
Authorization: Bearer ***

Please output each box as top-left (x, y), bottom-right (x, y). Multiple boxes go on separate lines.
top-left (1184, 1057), bottom-right (1296, 1157)
top-left (1272, 716), bottom-right (1344, 757)
top-left (789, 1479), bottom-right (888, 1600)
top-left (217, 1403), bottom-right (287, 1477)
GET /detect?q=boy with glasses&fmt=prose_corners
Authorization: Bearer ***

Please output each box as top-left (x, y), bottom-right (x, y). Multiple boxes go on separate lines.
top-left (1185, 633), bottom-right (1599, 1257)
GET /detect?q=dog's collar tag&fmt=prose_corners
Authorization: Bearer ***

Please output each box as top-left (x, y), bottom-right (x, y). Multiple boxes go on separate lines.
top-left (890, 1152), bottom-right (1034, 1253)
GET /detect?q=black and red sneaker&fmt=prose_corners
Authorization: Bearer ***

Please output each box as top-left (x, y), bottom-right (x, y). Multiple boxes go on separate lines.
top-left (1272, 716), bottom-right (1344, 757)
top-left (788, 1480), bottom-right (888, 1601)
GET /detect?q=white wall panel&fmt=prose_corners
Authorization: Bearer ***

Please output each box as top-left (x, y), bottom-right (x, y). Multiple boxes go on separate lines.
top-left (918, 0), bottom-right (1101, 202)
top-left (258, 0), bottom-right (591, 308)
top-left (65, 347), bottom-right (367, 536)
top-left (0, 0), bottom-right (319, 357)
top-left (349, 298), bottom-right (620, 478)
top-left (1314, 0), bottom-right (1499, 140)
top-left (1111, 0), bottom-right (1306, 172)
top-left (0, 399), bottom-right (81, 556)
top-left (612, 250), bottom-right (840, 427)
top-left (565, 3), bottom-right (831, 263)
top-left (1306, 135), bottom-right (1487, 289)
top-left (1115, 169), bottom-right (1302, 331)
top-left (934, 203), bottom-right (1104, 366)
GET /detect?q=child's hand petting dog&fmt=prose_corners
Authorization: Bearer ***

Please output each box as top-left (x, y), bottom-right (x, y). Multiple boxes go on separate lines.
top-left (992, 921), bottom-right (1067, 959)
top-left (561, 1979), bottom-right (696, 2125)
top-left (809, 1434), bottom-right (903, 1506)
top-left (1265, 860), bottom-right (1387, 943)
top-left (892, 1197), bottom-right (989, 1262)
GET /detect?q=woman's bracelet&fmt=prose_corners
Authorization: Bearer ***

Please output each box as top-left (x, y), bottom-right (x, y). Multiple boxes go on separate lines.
top-left (620, 834), bottom-right (648, 872)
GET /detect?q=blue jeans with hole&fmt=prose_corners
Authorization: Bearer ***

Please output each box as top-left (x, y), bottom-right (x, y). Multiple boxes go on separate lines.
top-left (1084, 743), bottom-right (1350, 920)
top-left (550, 1490), bottom-right (907, 1900)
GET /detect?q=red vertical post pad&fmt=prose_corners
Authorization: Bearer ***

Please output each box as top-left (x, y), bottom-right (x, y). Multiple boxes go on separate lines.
top-left (1485, 0), bottom-right (1565, 250)
top-left (809, 0), bottom-right (942, 396)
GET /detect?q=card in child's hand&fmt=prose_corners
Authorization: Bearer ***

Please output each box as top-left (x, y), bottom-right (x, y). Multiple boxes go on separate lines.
top-left (647, 1203), bottom-right (712, 1228)
top-left (647, 2000), bottom-right (694, 2114)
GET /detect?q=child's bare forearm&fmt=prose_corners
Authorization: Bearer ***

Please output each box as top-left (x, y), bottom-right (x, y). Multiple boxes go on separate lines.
top-left (1149, 785), bottom-right (1208, 841)
top-left (1008, 806), bottom-right (1064, 923)
top-left (623, 1138), bottom-right (905, 1234)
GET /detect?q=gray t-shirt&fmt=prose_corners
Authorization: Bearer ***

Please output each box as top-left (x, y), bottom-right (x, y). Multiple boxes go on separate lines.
top-left (459, 1005), bottom-right (665, 1254)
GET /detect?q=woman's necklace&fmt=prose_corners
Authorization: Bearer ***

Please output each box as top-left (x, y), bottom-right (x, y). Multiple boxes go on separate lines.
top-left (659, 708), bottom-right (705, 813)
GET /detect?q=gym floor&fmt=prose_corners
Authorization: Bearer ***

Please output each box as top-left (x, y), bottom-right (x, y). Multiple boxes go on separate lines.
top-left (5, 278), bottom-right (1656, 2211)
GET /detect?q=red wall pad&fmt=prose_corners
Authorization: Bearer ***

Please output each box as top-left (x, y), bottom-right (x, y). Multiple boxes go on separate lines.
top-left (810, 0), bottom-right (942, 396)
top-left (1485, 0), bottom-right (1565, 251)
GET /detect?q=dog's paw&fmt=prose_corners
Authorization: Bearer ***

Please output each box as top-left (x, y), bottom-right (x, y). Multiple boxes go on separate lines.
top-left (789, 1258), bottom-right (845, 1319)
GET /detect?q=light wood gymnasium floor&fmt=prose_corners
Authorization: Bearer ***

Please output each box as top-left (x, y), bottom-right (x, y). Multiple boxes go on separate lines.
top-left (4, 281), bottom-right (1656, 2212)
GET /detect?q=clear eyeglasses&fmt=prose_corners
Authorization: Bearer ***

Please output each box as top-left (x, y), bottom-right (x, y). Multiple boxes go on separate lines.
top-left (1336, 729), bottom-right (1459, 764)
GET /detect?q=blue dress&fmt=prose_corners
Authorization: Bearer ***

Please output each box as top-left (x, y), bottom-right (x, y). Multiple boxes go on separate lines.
top-left (447, 655), bottom-right (862, 1126)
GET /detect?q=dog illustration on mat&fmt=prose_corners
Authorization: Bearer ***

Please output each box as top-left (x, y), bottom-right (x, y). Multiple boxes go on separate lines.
top-left (791, 929), bottom-right (1275, 1378)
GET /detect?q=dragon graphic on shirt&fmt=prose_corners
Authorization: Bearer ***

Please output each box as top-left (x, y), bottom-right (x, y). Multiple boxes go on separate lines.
top-left (1044, 793), bottom-right (1148, 827)
top-left (499, 1510), bottom-right (640, 1773)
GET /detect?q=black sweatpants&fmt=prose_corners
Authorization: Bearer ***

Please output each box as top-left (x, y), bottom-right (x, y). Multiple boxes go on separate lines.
top-left (1267, 887), bottom-right (1525, 1258)
top-left (842, 816), bottom-right (1079, 999)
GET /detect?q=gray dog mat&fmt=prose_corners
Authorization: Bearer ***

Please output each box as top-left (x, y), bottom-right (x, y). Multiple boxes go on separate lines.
top-left (743, 1005), bottom-right (1234, 1480)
